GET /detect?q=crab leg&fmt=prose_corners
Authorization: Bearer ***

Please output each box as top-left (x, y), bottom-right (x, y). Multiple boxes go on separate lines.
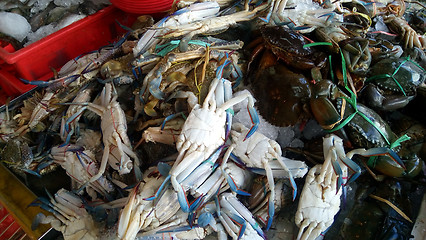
top-left (221, 193), bottom-right (265, 239)
top-left (263, 159), bottom-right (276, 230)
top-left (347, 147), bottom-right (405, 169)
top-left (220, 145), bottom-right (251, 197)
top-left (117, 183), bottom-right (141, 239)
top-left (217, 91), bottom-right (259, 140)
top-left (275, 156), bottom-right (298, 200)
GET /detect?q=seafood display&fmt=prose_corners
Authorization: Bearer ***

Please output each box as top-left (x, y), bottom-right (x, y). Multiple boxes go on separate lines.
top-left (0, 0), bottom-right (111, 47)
top-left (0, 0), bottom-right (425, 239)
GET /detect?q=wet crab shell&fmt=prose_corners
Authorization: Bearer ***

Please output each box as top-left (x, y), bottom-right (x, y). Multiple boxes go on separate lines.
top-left (337, 99), bottom-right (398, 149)
top-left (367, 57), bottom-right (425, 95)
top-left (249, 64), bottom-right (312, 127)
top-left (253, 25), bottom-right (327, 70)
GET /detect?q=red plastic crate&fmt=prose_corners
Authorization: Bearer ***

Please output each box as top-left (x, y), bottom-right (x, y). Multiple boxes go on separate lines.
top-left (0, 6), bottom-right (138, 104)
top-left (0, 204), bottom-right (27, 240)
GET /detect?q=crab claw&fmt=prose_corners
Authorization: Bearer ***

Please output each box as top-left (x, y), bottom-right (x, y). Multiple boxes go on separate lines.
top-left (244, 102), bottom-right (259, 141)
top-left (198, 211), bottom-right (214, 228)
top-left (223, 170), bottom-right (251, 196)
top-left (289, 173), bottom-right (298, 201)
top-left (222, 209), bottom-right (247, 240)
top-left (266, 195), bottom-right (274, 230)
top-left (276, 157), bottom-right (298, 201)
top-left (259, 2), bottom-right (273, 23)
top-left (22, 168), bottom-right (42, 178)
top-left (148, 76), bottom-right (166, 100)
top-left (31, 213), bottom-right (55, 231)
top-left (158, 162), bottom-right (172, 176)
top-left (331, 158), bottom-right (344, 194)
top-left (144, 175), bottom-right (171, 201)
top-left (28, 197), bottom-right (56, 215)
top-left (347, 147), bottom-right (405, 169)
top-left (340, 156), bottom-right (361, 184)
top-left (171, 176), bottom-right (191, 212)
top-left (156, 225), bottom-right (193, 234)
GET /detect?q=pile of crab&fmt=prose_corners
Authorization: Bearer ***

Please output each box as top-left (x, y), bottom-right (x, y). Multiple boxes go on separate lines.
top-left (0, 0), bottom-right (425, 239)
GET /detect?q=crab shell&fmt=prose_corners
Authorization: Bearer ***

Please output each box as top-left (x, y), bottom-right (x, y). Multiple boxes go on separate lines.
top-left (368, 57), bottom-right (425, 95)
top-left (261, 26), bottom-right (327, 70)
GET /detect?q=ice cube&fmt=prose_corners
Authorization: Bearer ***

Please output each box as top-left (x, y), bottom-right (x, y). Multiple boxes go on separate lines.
top-left (54, 0), bottom-right (83, 8)
top-left (30, 0), bottom-right (54, 14)
top-left (0, 11), bottom-right (31, 42)
top-left (234, 107), bottom-right (279, 141)
top-left (276, 127), bottom-right (295, 148)
top-left (25, 24), bottom-right (55, 46)
top-left (57, 14), bottom-right (86, 29)
top-left (302, 119), bottom-right (326, 140)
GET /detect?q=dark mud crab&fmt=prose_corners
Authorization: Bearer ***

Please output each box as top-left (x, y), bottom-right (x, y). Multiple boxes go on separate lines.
top-left (315, 27), bottom-right (372, 75)
top-left (248, 64), bottom-right (313, 127)
top-left (360, 56), bottom-right (425, 111)
top-left (339, 37), bottom-right (372, 75)
top-left (310, 80), bottom-right (421, 178)
top-left (326, 177), bottom-right (419, 240)
top-left (246, 26), bottom-right (329, 126)
top-left (248, 25), bottom-right (327, 71)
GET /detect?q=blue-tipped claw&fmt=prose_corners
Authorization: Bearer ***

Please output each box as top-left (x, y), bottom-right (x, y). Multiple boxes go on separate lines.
top-left (160, 112), bottom-right (185, 130)
top-left (176, 184), bottom-right (191, 213)
top-left (158, 162), bottom-right (172, 176)
top-left (331, 159), bottom-right (343, 193)
top-left (22, 168), bottom-right (42, 178)
top-left (156, 225), bottom-right (193, 234)
top-left (288, 172), bottom-right (297, 201)
top-left (216, 58), bottom-right (231, 79)
top-left (266, 197), bottom-right (274, 230)
top-left (229, 153), bottom-right (247, 169)
top-left (259, 7), bottom-right (272, 23)
top-left (37, 159), bottom-right (54, 173)
top-left (361, 147), bottom-right (405, 169)
top-left (225, 210), bottom-right (246, 240)
top-left (223, 171), bottom-right (251, 196)
top-left (19, 78), bottom-right (52, 87)
top-left (225, 110), bottom-right (233, 141)
top-left (319, 12), bottom-right (334, 17)
top-left (171, 176), bottom-right (191, 212)
top-left (244, 105), bottom-right (259, 141)
top-left (293, 25), bottom-right (313, 31)
top-left (144, 175), bottom-right (171, 201)
top-left (32, 213), bottom-right (46, 231)
top-left (148, 76), bottom-right (165, 100)
top-left (198, 211), bottom-right (213, 228)
top-left (28, 198), bottom-right (55, 214)
top-left (231, 61), bottom-right (244, 89)
top-left (190, 195), bottom-right (204, 212)
top-left (341, 157), bottom-right (361, 184)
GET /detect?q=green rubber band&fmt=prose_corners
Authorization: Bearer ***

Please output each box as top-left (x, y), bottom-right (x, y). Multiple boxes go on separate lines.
top-left (365, 55), bottom-right (426, 97)
top-left (340, 50), bottom-right (347, 86)
top-left (303, 42), bottom-right (333, 48)
top-left (327, 112), bottom-right (356, 132)
top-left (392, 58), bottom-right (409, 78)
top-left (156, 40), bottom-right (211, 57)
top-left (326, 48), bottom-right (393, 146)
top-left (390, 134), bottom-right (411, 150)
top-left (407, 56), bottom-right (426, 72)
top-left (157, 44), bottom-right (179, 57)
top-left (367, 74), bottom-right (392, 82)
top-left (356, 110), bottom-right (391, 145)
top-left (329, 55), bottom-right (334, 82)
